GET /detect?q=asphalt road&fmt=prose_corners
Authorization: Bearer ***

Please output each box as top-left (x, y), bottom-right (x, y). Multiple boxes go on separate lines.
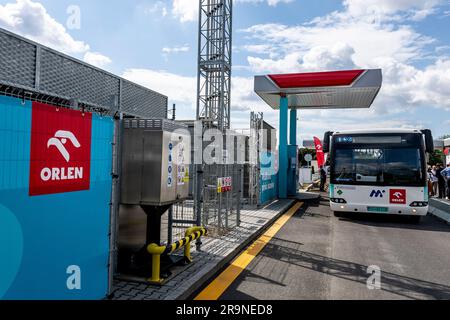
top-left (207, 196), bottom-right (450, 300)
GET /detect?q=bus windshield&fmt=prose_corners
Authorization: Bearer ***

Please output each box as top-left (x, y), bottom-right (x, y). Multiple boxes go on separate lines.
top-left (331, 135), bottom-right (425, 187)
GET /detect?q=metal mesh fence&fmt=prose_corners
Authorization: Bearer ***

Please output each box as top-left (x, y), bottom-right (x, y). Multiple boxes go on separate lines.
top-left (121, 80), bottom-right (168, 119)
top-left (0, 28), bottom-right (167, 119)
top-left (39, 49), bottom-right (120, 109)
top-left (202, 164), bottom-right (242, 236)
top-left (0, 31), bottom-right (36, 89)
top-left (171, 200), bottom-right (196, 242)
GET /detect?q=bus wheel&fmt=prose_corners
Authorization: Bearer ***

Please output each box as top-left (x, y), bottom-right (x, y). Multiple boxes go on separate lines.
top-left (334, 211), bottom-right (342, 218)
top-left (409, 216), bottom-right (422, 224)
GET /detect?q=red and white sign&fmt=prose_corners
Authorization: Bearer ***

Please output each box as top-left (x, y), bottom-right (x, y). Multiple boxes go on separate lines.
top-left (390, 189), bottom-right (406, 205)
top-left (217, 177), bottom-right (232, 194)
top-left (29, 102), bottom-right (92, 196)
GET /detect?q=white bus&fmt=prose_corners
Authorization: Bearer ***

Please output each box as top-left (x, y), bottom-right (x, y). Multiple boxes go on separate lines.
top-left (323, 129), bottom-right (434, 222)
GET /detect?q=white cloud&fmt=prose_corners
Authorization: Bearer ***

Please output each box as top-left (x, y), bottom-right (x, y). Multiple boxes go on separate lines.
top-left (83, 52), bottom-right (112, 68)
top-left (243, 21), bottom-right (433, 72)
top-left (0, 0), bottom-right (112, 68)
top-left (0, 0), bottom-right (89, 53)
top-left (236, 0), bottom-right (294, 6)
top-left (123, 69), bottom-right (197, 113)
top-left (171, 0), bottom-right (294, 23)
top-left (144, 1), bottom-right (168, 17)
top-left (162, 45), bottom-right (190, 54)
top-left (172, 0), bottom-right (198, 23)
top-left (247, 43), bottom-right (356, 73)
top-left (343, 0), bottom-right (443, 21)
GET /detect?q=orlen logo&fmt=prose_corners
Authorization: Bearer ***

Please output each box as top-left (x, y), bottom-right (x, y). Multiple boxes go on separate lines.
top-left (390, 189), bottom-right (406, 205)
top-left (47, 131), bottom-right (81, 162)
top-left (29, 102), bottom-right (92, 196)
top-left (40, 131), bottom-right (83, 182)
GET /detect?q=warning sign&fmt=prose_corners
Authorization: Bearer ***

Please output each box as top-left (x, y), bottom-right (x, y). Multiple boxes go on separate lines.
top-left (217, 177), bottom-right (232, 194)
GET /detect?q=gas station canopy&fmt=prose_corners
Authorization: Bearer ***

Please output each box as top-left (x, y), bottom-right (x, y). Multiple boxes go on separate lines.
top-left (254, 69), bottom-right (382, 110)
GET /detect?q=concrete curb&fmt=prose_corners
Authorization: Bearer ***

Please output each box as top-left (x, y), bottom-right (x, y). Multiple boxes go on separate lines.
top-left (429, 199), bottom-right (450, 224)
top-left (169, 200), bottom-right (297, 300)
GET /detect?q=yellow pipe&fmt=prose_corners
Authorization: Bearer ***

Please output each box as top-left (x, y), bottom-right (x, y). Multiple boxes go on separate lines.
top-left (146, 227), bottom-right (206, 283)
top-left (147, 243), bottom-right (166, 283)
top-left (184, 227), bottom-right (206, 263)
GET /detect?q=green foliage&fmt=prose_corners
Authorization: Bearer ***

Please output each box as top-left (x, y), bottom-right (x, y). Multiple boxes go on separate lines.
top-left (429, 149), bottom-right (445, 166)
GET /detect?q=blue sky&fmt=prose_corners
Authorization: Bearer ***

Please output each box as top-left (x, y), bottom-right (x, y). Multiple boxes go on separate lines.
top-left (0, 0), bottom-right (449, 143)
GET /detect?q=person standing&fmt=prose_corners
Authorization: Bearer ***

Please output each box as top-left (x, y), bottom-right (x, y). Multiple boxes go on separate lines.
top-left (431, 165), bottom-right (439, 197)
top-left (319, 165), bottom-right (327, 192)
top-left (427, 167), bottom-right (434, 197)
top-left (441, 164), bottom-right (450, 200)
top-left (436, 164), bottom-right (446, 199)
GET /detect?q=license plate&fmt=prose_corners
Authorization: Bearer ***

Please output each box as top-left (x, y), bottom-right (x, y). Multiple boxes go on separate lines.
top-left (367, 207), bottom-right (389, 213)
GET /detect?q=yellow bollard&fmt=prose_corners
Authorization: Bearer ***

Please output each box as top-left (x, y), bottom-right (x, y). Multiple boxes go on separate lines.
top-left (184, 227), bottom-right (206, 263)
top-left (146, 228), bottom-right (206, 284)
top-left (147, 243), bottom-right (166, 283)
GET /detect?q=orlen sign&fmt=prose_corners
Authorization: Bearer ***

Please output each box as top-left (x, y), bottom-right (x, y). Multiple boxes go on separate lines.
top-left (390, 189), bottom-right (406, 205)
top-left (29, 102), bottom-right (92, 196)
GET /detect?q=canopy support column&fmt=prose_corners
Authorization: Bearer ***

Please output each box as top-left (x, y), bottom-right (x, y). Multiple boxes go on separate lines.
top-left (279, 95), bottom-right (289, 199)
top-left (290, 109), bottom-right (297, 146)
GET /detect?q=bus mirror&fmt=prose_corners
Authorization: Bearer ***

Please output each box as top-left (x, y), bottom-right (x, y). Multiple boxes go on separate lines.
top-left (323, 131), bottom-right (333, 153)
top-left (421, 129), bottom-right (434, 153)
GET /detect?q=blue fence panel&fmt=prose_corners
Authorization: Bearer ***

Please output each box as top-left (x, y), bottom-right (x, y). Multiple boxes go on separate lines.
top-left (0, 95), bottom-right (113, 300)
top-left (260, 151), bottom-right (278, 205)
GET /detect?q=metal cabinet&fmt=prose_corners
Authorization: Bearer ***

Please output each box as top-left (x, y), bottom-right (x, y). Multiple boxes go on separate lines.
top-left (120, 119), bottom-right (190, 206)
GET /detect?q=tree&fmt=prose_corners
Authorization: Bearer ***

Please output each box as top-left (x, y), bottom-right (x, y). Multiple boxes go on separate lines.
top-left (429, 149), bottom-right (445, 166)
top-left (439, 135), bottom-right (450, 140)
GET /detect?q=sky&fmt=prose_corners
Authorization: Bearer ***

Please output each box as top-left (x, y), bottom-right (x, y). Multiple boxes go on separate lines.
top-left (0, 0), bottom-right (449, 144)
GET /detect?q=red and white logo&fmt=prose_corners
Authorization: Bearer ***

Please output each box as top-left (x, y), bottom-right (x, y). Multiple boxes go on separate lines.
top-left (390, 189), bottom-right (406, 205)
top-left (29, 102), bottom-right (92, 196)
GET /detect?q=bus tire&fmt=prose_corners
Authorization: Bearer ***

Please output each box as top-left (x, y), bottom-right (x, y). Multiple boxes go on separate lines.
top-left (409, 216), bottom-right (422, 224)
top-left (334, 211), bottom-right (342, 218)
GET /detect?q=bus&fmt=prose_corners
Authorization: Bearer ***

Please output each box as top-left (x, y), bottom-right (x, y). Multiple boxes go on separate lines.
top-left (323, 129), bottom-right (434, 222)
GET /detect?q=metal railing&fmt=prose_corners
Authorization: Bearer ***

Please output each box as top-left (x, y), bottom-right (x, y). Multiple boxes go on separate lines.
top-left (147, 227), bottom-right (207, 284)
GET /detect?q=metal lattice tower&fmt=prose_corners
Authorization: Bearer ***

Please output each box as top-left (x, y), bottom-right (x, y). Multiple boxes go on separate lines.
top-left (194, 0), bottom-right (235, 236)
top-left (196, 0), bottom-right (232, 131)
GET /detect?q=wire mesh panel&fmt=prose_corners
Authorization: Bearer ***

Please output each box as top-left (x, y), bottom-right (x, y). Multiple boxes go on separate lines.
top-left (0, 28), bottom-right (168, 119)
top-left (39, 49), bottom-right (120, 109)
top-left (0, 30), bottom-right (36, 89)
top-left (170, 200), bottom-right (197, 243)
top-left (121, 80), bottom-right (168, 119)
top-left (201, 163), bottom-right (242, 236)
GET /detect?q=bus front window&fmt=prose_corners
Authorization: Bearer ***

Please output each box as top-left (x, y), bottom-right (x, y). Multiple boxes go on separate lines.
top-left (332, 147), bottom-right (424, 187)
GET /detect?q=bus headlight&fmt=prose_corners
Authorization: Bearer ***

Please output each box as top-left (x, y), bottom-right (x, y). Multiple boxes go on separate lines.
top-left (331, 198), bottom-right (347, 204)
top-left (410, 202), bottom-right (428, 207)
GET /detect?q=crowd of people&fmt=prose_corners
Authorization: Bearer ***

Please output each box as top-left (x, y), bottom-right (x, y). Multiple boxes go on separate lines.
top-left (428, 163), bottom-right (450, 200)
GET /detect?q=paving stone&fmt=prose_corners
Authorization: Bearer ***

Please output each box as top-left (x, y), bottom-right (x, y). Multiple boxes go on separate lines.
top-left (117, 295), bottom-right (133, 300)
top-left (112, 199), bottom-right (295, 300)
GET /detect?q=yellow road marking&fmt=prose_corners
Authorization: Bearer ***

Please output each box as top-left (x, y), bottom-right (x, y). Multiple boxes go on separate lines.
top-left (194, 202), bottom-right (304, 301)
